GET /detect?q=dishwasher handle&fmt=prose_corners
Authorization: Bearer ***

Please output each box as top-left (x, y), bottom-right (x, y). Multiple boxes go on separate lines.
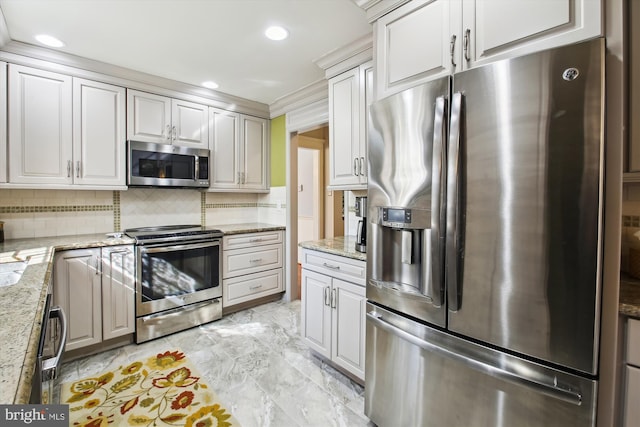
top-left (42, 306), bottom-right (68, 382)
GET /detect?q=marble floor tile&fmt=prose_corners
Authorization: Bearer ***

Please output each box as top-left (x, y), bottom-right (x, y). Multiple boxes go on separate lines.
top-left (57, 298), bottom-right (371, 427)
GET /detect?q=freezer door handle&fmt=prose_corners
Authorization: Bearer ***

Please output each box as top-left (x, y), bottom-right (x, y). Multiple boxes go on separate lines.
top-left (430, 95), bottom-right (447, 307)
top-left (367, 310), bottom-right (583, 406)
top-left (446, 92), bottom-right (463, 311)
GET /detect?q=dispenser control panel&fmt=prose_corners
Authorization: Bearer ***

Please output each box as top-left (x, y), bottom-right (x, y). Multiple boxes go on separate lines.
top-left (382, 208), bottom-right (412, 225)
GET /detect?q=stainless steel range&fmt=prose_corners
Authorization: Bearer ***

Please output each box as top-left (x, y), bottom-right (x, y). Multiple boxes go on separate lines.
top-left (125, 225), bottom-right (223, 343)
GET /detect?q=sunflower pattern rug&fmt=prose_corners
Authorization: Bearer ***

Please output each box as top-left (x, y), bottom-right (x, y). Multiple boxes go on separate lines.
top-left (61, 349), bottom-right (241, 427)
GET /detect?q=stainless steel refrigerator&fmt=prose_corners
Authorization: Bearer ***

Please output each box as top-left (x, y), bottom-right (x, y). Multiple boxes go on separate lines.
top-left (365, 38), bottom-right (604, 427)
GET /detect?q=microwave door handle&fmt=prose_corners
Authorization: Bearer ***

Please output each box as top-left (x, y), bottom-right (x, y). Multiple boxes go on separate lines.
top-left (430, 95), bottom-right (447, 308)
top-left (446, 92), bottom-right (464, 312)
top-left (194, 156), bottom-right (199, 181)
top-left (42, 306), bottom-right (68, 381)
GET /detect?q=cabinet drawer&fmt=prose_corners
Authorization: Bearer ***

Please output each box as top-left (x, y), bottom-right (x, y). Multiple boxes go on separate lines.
top-left (223, 268), bottom-right (283, 307)
top-left (628, 318), bottom-right (640, 367)
top-left (223, 230), bottom-right (283, 250)
top-left (302, 249), bottom-right (366, 286)
top-left (223, 243), bottom-right (283, 278)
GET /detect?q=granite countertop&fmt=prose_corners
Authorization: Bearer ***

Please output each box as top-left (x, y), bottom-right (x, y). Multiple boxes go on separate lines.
top-left (0, 233), bottom-right (134, 404)
top-left (299, 236), bottom-right (367, 262)
top-left (215, 222), bottom-right (285, 235)
top-left (620, 275), bottom-right (640, 319)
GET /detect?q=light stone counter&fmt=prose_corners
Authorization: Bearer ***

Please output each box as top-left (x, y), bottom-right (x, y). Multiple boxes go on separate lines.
top-left (621, 275), bottom-right (640, 319)
top-left (298, 236), bottom-right (367, 262)
top-left (214, 222), bottom-right (285, 236)
top-left (0, 233), bottom-right (134, 404)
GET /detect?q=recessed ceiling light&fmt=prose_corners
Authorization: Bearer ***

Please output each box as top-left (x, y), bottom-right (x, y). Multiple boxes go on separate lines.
top-left (265, 26), bottom-right (289, 41)
top-left (202, 81), bottom-right (219, 89)
top-left (34, 34), bottom-right (65, 48)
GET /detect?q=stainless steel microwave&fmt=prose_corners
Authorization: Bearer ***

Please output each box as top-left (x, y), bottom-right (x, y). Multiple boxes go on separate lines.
top-left (127, 140), bottom-right (210, 188)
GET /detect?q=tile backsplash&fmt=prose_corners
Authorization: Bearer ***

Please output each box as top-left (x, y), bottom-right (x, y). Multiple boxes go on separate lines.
top-left (0, 186), bottom-right (287, 240)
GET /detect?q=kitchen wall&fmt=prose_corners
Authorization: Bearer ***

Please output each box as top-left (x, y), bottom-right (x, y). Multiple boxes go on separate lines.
top-left (0, 187), bottom-right (286, 240)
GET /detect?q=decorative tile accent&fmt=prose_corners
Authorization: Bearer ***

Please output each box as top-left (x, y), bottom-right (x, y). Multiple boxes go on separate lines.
top-left (0, 205), bottom-right (112, 213)
top-left (113, 191), bottom-right (121, 231)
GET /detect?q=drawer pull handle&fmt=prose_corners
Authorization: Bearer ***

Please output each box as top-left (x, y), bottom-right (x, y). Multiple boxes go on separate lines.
top-left (250, 238), bottom-right (263, 242)
top-left (323, 262), bottom-right (340, 270)
top-left (249, 284), bottom-right (263, 290)
top-left (250, 258), bottom-right (263, 263)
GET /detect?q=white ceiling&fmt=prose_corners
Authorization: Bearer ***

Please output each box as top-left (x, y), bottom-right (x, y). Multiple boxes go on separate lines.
top-left (0, 0), bottom-right (372, 106)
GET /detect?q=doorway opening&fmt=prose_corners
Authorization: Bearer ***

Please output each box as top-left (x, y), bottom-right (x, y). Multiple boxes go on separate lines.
top-left (290, 125), bottom-right (344, 299)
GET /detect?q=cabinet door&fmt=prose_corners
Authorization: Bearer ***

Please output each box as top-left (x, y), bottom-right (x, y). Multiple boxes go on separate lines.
top-left (126, 90), bottom-right (171, 143)
top-left (0, 62), bottom-right (6, 183)
top-left (625, 365), bottom-right (640, 427)
top-left (374, 0), bottom-right (459, 100)
top-left (332, 278), bottom-right (366, 380)
top-left (329, 67), bottom-right (360, 187)
top-left (8, 64), bottom-right (73, 185)
top-left (53, 248), bottom-right (102, 351)
top-left (171, 99), bottom-right (209, 148)
top-left (209, 107), bottom-right (240, 189)
top-left (73, 78), bottom-right (126, 186)
top-left (101, 246), bottom-right (135, 341)
top-left (301, 269), bottom-right (332, 358)
top-left (358, 61), bottom-right (374, 184)
top-left (241, 115), bottom-right (268, 190)
top-left (465, 0), bottom-right (602, 69)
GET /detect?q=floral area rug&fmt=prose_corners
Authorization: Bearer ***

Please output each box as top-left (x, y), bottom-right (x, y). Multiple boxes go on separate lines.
top-left (60, 349), bottom-right (240, 427)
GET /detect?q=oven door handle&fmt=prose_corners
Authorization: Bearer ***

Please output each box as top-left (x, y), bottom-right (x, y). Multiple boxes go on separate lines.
top-left (143, 241), bottom-right (220, 254)
top-left (42, 306), bottom-right (67, 381)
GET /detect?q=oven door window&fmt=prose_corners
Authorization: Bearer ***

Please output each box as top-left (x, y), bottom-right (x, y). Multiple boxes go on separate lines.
top-left (140, 243), bottom-right (220, 302)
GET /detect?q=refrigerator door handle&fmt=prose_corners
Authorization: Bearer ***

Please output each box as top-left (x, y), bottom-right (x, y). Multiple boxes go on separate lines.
top-left (367, 311), bottom-right (583, 407)
top-left (446, 92), bottom-right (463, 311)
top-left (430, 96), bottom-right (447, 307)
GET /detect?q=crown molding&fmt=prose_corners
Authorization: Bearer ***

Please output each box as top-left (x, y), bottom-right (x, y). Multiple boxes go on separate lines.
top-left (351, 0), bottom-right (411, 22)
top-left (269, 79), bottom-right (328, 119)
top-left (0, 40), bottom-right (270, 117)
top-left (314, 32), bottom-right (373, 78)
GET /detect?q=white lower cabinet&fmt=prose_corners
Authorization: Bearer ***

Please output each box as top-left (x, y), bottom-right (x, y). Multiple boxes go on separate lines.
top-left (301, 249), bottom-right (366, 381)
top-left (53, 246), bottom-right (135, 351)
top-left (222, 231), bottom-right (284, 308)
top-left (624, 318), bottom-right (640, 426)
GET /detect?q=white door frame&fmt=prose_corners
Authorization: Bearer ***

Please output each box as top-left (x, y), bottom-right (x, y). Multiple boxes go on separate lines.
top-left (284, 98), bottom-right (329, 301)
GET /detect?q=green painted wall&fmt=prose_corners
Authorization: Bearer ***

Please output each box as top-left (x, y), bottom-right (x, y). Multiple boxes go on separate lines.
top-left (270, 115), bottom-right (286, 187)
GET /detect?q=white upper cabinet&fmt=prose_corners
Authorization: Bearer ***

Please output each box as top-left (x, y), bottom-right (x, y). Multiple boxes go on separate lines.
top-left (171, 98), bottom-right (210, 148)
top-left (8, 64), bottom-right (126, 188)
top-left (209, 108), bottom-right (240, 189)
top-left (73, 78), bottom-right (126, 187)
top-left (126, 90), bottom-right (171, 143)
top-left (127, 89), bottom-right (209, 148)
top-left (241, 115), bottom-right (269, 190)
top-left (9, 64), bottom-right (73, 185)
top-left (209, 107), bottom-right (269, 192)
top-left (374, 0), bottom-right (602, 99)
top-left (0, 62), bottom-right (6, 183)
top-left (375, 0), bottom-right (458, 99)
top-left (329, 61), bottom-right (372, 189)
